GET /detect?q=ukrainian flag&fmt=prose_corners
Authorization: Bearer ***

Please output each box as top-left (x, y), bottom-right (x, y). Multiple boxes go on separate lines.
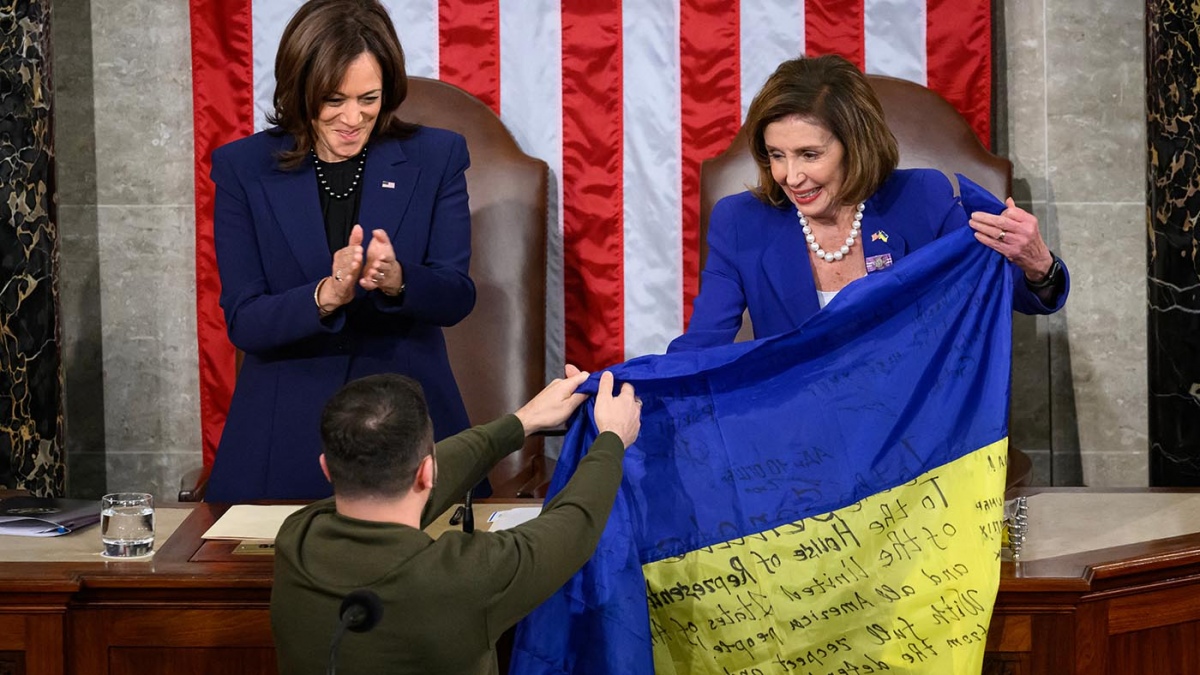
top-left (512, 218), bottom-right (1012, 675)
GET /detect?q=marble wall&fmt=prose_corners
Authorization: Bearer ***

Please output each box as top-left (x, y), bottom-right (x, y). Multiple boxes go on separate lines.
top-left (997, 0), bottom-right (1148, 486)
top-left (1, 0), bottom-right (63, 496)
top-left (49, 0), bottom-right (1149, 498)
top-left (54, 0), bottom-right (199, 500)
top-left (1146, 0), bottom-right (1200, 485)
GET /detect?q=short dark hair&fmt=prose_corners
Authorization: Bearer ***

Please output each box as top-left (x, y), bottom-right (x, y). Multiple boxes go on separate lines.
top-left (320, 374), bottom-right (433, 499)
top-left (269, 0), bottom-right (418, 169)
top-left (744, 54), bottom-right (899, 208)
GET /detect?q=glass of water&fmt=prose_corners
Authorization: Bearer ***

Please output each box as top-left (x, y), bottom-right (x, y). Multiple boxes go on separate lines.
top-left (101, 492), bottom-right (156, 558)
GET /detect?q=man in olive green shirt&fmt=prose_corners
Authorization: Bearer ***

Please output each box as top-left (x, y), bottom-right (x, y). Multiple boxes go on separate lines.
top-left (271, 368), bottom-right (641, 674)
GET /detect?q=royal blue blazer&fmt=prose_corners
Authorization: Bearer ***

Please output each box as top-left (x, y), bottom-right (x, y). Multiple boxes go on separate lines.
top-left (204, 127), bottom-right (474, 502)
top-left (670, 169), bottom-right (1069, 351)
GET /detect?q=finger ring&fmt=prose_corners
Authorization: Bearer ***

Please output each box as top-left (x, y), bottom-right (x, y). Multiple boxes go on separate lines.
top-left (335, 271), bottom-right (343, 281)
top-left (375, 273), bottom-right (383, 281)
top-left (997, 230), bottom-right (1007, 242)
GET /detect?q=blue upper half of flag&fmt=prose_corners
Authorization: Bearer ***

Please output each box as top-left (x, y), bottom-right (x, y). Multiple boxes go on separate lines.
top-left (512, 202), bottom-right (1014, 674)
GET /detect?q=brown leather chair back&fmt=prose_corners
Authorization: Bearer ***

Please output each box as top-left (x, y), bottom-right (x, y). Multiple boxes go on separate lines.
top-left (701, 74), bottom-right (1012, 269)
top-left (397, 78), bottom-right (549, 488)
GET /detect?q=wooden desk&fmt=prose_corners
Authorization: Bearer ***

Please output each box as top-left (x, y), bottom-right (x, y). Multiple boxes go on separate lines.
top-left (984, 489), bottom-right (1200, 675)
top-left (2, 494), bottom-right (1200, 675)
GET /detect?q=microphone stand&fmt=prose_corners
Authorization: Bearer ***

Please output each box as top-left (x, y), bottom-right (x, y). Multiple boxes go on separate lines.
top-left (462, 489), bottom-right (475, 533)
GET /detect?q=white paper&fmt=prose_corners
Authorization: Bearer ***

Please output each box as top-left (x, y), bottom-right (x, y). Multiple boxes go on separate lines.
top-left (201, 504), bottom-right (306, 541)
top-left (486, 507), bottom-right (542, 531)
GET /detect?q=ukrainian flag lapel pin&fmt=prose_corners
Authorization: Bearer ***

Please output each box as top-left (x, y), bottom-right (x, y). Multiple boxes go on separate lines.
top-left (871, 230), bottom-right (889, 243)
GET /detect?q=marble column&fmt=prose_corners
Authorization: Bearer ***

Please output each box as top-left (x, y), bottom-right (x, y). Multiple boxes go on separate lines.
top-left (0, 0), bottom-right (63, 495)
top-left (1146, 0), bottom-right (1200, 486)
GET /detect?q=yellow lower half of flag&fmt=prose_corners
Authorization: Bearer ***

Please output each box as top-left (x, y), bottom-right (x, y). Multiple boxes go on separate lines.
top-left (644, 439), bottom-right (1009, 675)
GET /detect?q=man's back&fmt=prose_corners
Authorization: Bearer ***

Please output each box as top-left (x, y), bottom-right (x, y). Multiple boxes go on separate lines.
top-left (271, 415), bottom-right (631, 674)
top-left (273, 501), bottom-right (511, 674)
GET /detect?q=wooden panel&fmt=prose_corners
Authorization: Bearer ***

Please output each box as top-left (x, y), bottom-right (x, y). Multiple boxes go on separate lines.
top-left (108, 648), bottom-right (275, 675)
top-left (69, 609), bottom-right (273, 675)
top-left (23, 615), bottom-right (62, 675)
top-left (0, 613), bottom-right (63, 675)
top-left (1029, 613), bottom-right (1074, 675)
top-left (1073, 602), bottom-right (1108, 675)
top-left (0, 653), bottom-right (25, 675)
top-left (986, 614), bottom-right (1032, 652)
top-left (0, 616), bottom-right (27, 650)
top-left (1107, 582), bottom-right (1200, 635)
top-left (1108, 621), bottom-right (1200, 675)
top-left (73, 608), bottom-right (273, 647)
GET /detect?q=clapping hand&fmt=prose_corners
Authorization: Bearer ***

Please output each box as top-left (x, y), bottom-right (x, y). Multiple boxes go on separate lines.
top-left (359, 228), bottom-right (404, 296)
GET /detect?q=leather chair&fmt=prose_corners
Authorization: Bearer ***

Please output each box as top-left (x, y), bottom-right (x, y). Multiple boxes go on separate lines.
top-left (181, 78), bottom-right (549, 501)
top-left (397, 78), bottom-right (550, 496)
top-left (697, 74), bottom-right (1031, 490)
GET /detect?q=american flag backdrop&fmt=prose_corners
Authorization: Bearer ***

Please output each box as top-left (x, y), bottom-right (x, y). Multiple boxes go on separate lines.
top-left (190, 0), bottom-right (993, 464)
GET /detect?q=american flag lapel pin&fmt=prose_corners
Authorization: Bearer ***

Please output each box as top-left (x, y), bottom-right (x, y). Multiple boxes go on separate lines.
top-left (381, 180), bottom-right (395, 189)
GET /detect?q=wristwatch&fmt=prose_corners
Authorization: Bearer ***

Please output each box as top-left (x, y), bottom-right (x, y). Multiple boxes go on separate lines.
top-left (1025, 253), bottom-right (1063, 290)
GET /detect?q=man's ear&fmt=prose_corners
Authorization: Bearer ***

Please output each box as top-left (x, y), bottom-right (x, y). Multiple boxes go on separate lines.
top-left (319, 454), bottom-right (332, 484)
top-left (413, 454), bottom-right (436, 493)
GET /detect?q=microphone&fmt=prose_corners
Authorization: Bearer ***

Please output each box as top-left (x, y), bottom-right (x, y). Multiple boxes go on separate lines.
top-left (462, 490), bottom-right (475, 533)
top-left (327, 589), bottom-right (384, 675)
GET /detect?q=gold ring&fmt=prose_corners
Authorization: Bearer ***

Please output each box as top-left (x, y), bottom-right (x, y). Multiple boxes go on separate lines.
top-left (997, 230), bottom-right (1007, 242)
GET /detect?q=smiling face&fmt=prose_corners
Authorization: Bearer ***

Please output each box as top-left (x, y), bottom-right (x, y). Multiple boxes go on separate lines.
top-left (312, 51), bottom-right (383, 162)
top-left (763, 115), bottom-right (849, 227)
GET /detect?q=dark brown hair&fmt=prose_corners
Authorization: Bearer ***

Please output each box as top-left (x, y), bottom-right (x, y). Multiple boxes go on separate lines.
top-left (321, 374), bottom-right (433, 499)
top-left (269, 0), bottom-right (417, 168)
top-left (744, 55), bottom-right (898, 207)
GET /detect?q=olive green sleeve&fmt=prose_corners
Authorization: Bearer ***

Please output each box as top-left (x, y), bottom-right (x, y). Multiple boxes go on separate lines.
top-left (419, 415), bottom-right (526, 528)
top-left (480, 431), bottom-right (627, 641)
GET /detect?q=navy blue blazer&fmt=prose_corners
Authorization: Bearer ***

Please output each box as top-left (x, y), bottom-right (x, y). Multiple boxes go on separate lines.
top-left (205, 127), bottom-right (475, 502)
top-left (670, 169), bottom-right (1069, 351)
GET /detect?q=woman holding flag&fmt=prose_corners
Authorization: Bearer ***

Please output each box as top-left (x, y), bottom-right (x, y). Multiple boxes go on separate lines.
top-left (669, 55), bottom-right (1068, 352)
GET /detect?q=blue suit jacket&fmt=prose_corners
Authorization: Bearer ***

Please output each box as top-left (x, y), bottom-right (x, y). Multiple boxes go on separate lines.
top-left (670, 169), bottom-right (1069, 351)
top-left (205, 127), bottom-right (475, 502)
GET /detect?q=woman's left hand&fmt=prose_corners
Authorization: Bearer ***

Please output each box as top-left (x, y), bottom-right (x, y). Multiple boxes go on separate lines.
top-left (969, 198), bottom-right (1055, 282)
top-left (359, 227), bottom-right (405, 295)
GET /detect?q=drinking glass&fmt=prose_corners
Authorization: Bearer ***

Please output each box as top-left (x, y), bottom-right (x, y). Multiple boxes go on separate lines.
top-left (100, 492), bottom-right (156, 558)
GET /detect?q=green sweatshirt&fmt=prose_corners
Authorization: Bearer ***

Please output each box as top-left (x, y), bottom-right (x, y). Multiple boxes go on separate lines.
top-left (271, 415), bottom-right (626, 674)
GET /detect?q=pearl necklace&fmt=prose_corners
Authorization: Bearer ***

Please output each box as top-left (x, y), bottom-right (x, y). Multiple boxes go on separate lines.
top-left (800, 203), bottom-right (864, 263)
top-left (312, 148), bottom-right (367, 200)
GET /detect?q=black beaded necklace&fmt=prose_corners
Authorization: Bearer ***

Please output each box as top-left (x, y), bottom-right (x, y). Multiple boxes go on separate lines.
top-left (312, 148), bottom-right (367, 200)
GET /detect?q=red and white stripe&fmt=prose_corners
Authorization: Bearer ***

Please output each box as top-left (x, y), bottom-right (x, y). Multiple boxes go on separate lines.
top-left (191, 0), bottom-right (991, 464)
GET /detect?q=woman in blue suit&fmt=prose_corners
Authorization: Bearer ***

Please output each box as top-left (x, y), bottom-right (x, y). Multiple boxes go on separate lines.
top-left (205, 0), bottom-right (474, 502)
top-left (670, 55), bottom-right (1068, 352)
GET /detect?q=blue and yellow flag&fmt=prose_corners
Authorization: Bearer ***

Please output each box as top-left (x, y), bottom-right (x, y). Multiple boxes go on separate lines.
top-left (512, 222), bottom-right (1012, 674)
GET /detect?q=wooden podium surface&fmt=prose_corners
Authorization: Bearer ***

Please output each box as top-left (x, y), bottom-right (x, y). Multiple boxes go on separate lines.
top-left (2, 492), bottom-right (1199, 675)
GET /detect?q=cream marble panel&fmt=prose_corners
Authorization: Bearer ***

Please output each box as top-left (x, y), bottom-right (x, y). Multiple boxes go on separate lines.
top-left (91, 0), bottom-right (194, 206)
top-left (1044, 0), bottom-right (1145, 203)
top-left (1010, 204), bottom-right (1053, 464)
top-left (96, 206), bottom-right (201, 466)
top-left (0, 507), bottom-right (192, 562)
top-left (107, 452), bottom-right (197, 506)
top-left (1000, 0), bottom-right (1048, 203)
top-left (58, 206), bottom-right (107, 497)
top-left (51, 0), bottom-right (98, 208)
top-left (1022, 492), bottom-right (1198, 560)
top-left (1055, 202), bottom-right (1147, 486)
top-left (57, 205), bottom-right (104, 451)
